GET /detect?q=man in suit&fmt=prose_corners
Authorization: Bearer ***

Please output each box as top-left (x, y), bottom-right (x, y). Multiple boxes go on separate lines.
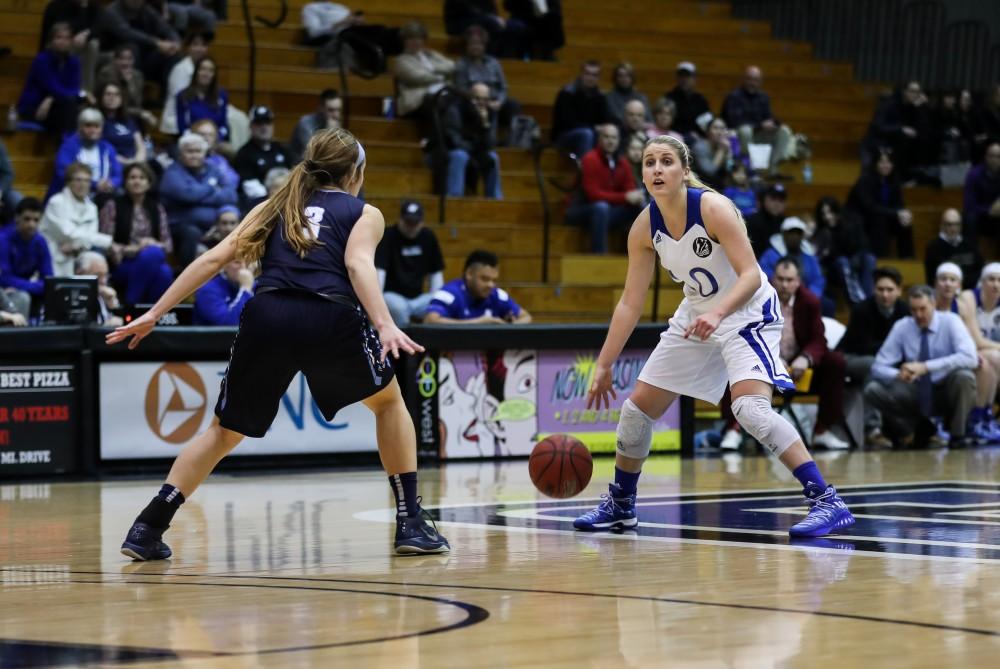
top-left (720, 257), bottom-right (849, 450)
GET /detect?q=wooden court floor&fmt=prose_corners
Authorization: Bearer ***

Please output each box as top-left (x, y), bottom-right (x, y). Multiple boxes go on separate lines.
top-left (3, 450), bottom-right (1000, 668)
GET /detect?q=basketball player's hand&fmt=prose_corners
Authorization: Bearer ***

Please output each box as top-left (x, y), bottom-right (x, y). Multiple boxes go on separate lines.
top-left (106, 312), bottom-right (157, 350)
top-left (587, 364), bottom-right (616, 411)
top-left (685, 310), bottom-right (722, 341)
top-left (377, 323), bottom-right (425, 362)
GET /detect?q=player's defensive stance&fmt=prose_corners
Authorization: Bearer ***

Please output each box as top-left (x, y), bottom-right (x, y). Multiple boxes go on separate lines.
top-left (107, 128), bottom-right (449, 559)
top-left (575, 135), bottom-right (855, 538)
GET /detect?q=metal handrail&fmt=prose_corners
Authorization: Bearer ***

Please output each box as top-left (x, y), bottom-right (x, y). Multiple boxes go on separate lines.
top-left (239, 0), bottom-right (288, 110)
top-left (428, 86), bottom-right (459, 225)
top-left (531, 143), bottom-right (552, 282)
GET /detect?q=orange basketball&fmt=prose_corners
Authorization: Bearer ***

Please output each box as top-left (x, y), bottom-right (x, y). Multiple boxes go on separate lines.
top-left (528, 434), bottom-right (593, 499)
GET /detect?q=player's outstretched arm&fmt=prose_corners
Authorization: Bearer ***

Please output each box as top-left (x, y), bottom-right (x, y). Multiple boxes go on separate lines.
top-left (588, 209), bottom-right (655, 410)
top-left (105, 201), bottom-right (267, 350)
top-left (346, 204), bottom-right (425, 362)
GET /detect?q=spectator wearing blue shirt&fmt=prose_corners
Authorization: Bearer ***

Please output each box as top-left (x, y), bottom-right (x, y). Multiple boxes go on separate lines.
top-left (722, 163), bottom-right (756, 217)
top-left (865, 284), bottom-right (978, 449)
top-left (424, 249), bottom-right (531, 324)
top-left (175, 57), bottom-right (230, 144)
top-left (758, 217), bottom-right (830, 315)
top-left (193, 260), bottom-right (254, 325)
top-left (0, 198), bottom-right (52, 317)
top-left (963, 142), bottom-right (1000, 238)
top-left (96, 81), bottom-right (146, 165)
top-left (160, 131), bottom-right (238, 267)
top-left (17, 22), bottom-right (85, 137)
top-left (48, 108), bottom-right (122, 201)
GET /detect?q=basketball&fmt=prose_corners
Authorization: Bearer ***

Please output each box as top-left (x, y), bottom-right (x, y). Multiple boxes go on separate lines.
top-left (528, 434), bottom-right (593, 499)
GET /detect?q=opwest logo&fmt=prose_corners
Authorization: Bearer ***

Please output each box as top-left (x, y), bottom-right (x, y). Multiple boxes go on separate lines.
top-left (144, 363), bottom-right (207, 444)
top-left (416, 356), bottom-right (437, 445)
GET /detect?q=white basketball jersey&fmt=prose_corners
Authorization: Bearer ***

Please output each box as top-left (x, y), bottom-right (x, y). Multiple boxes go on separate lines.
top-left (649, 188), bottom-right (769, 313)
top-left (974, 288), bottom-right (1000, 342)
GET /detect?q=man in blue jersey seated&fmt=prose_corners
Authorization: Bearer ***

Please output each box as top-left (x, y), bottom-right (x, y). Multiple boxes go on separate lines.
top-left (193, 258), bottom-right (254, 325)
top-left (424, 249), bottom-right (532, 324)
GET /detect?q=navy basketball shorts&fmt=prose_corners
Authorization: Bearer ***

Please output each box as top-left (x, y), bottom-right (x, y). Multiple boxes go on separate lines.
top-left (214, 291), bottom-right (394, 437)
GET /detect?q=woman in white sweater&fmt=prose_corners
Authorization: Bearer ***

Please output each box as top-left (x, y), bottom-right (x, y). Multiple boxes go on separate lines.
top-left (41, 161), bottom-right (111, 276)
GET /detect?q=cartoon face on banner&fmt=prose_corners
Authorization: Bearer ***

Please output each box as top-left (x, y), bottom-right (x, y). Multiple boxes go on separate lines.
top-left (437, 351), bottom-right (539, 458)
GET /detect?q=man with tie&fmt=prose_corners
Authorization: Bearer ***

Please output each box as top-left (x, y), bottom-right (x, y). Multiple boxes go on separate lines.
top-left (866, 284), bottom-right (978, 448)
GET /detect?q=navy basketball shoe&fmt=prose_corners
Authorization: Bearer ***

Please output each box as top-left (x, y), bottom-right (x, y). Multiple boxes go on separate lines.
top-left (395, 501), bottom-right (451, 555)
top-left (573, 483), bottom-right (638, 531)
top-left (788, 485), bottom-right (855, 537)
top-left (121, 522), bottom-right (172, 561)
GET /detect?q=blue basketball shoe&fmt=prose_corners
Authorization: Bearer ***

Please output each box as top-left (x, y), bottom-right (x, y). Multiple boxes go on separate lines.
top-left (573, 483), bottom-right (638, 531)
top-left (395, 501), bottom-right (451, 555)
top-left (788, 485), bottom-right (855, 537)
top-left (121, 522), bottom-right (172, 561)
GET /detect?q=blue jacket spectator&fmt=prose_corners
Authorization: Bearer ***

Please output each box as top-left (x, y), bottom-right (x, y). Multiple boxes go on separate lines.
top-left (96, 81), bottom-right (145, 164)
top-left (160, 132), bottom-right (238, 267)
top-left (48, 108), bottom-right (122, 201)
top-left (175, 56), bottom-right (230, 142)
top-left (758, 217), bottom-right (829, 314)
top-left (193, 265), bottom-right (254, 325)
top-left (18, 22), bottom-right (84, 138)
top-left (0, 198), bottom-right (53, 299)
top-left (424, 250), bottom-right (531, 323)
top-left (963, 142), bottom-right (1000, 237)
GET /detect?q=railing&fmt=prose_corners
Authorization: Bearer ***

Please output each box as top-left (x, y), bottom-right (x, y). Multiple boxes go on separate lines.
top-left (239, 0), bottom-right (289, 110)
top-left (531, 143), bottom-right (553, 282)
top-left (428, 86), bottom-right (460, 226)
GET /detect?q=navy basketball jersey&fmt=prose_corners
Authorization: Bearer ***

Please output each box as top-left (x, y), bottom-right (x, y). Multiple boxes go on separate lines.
top-left (257, 190), bottom-right (365, 300)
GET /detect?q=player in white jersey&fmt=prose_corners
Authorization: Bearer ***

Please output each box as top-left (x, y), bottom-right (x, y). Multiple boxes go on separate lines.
top-left (574, 135), bottom-right (855, 537)
top-left (957, 262), bottom-right (1000, 441)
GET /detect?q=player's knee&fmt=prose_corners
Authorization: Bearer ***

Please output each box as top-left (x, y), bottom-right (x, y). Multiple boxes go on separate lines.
top-left (616, 398), bottom-right (654, 459)
top-left (731, 394), bottom-right (798, 457)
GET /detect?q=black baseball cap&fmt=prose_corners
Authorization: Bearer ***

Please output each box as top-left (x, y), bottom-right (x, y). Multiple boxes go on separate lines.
top-left (762, 183), bottom-right (787, 199)
top-left (400, 199), bottom-right (424, 221)
top-left (249, 105), bottom-right (274, 124)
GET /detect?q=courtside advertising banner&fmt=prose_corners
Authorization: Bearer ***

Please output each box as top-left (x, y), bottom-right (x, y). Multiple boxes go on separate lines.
top-left (0, 364), bottom-right (78, 475)
top-left (435, 349), bottom-right (681, 459)
top-left (100, 362), bottom-right (378, 459)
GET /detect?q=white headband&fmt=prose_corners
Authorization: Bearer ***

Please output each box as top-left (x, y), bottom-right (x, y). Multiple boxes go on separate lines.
top-left (355, 141), bottom-right (366, 167)
top-left (936, 262), bottom-right (963, 282)
top-left (981, 262), bottom-right (1000, 283)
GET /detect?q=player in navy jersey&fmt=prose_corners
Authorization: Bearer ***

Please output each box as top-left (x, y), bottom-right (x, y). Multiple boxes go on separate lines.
top-left (108, 128), bottom-right (450, 559)
top-left (574, 135), bottom-right (854, 537)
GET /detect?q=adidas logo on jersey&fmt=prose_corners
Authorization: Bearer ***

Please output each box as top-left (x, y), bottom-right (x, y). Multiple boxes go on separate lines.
top-left (751, 365), bottom-right (762, 373)
top-left (654, 231), bottom-right (664, 245)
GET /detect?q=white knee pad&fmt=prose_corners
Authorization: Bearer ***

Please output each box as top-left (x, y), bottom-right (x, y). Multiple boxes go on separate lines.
top-left (616, 399), bottom-right (654, 459)
top-left (731, 395), bottom-right (799, 457)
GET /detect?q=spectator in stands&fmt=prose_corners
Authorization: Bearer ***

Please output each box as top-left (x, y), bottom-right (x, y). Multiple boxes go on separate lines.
top-left (199, 204), bottom-right (238, 251)
top-left (564, 124), bottom-right (644, 255)
top-left (647, 97), bottom-right (683, 142)
top-left (605, 62), bottom-right (650, 129)
top-left (0, 139), bottom-right (18, 214)
top-left (193, 258), bottom-right (253, 325)
top-left (302, 1), bottom-right (360, 46)
top-left (721, 163), bottom-right (755, 216)
top-left (862, 81), bottom-right (935, 181)
top-left (41, 162), bottom-right (110, 276)
top-left (303, 2), bottom-right (401, 71)
top-left (265, 167), bottom-right (290, 196)
top-left (975, 84), bottom-right (1000, 159)
top-left (666, 61), bottom-right (711, 140)
top-left (49, 108), bottom-right (122, 202)
top-left (234, 106), bottom-right (292, 209)
top-left (503, 0), bottom-right (563, 61)
top-left (159, 31), bottom-right (210, 134)
top-left (289, 89), bottom-right (342, 164)
top-left (720, 65), bottom-right (794, 179)
top-left (692, 117), bottom-right (737, 189)
top-left (956, 263), bottom-right (1000, 443)
top-left (866, 284), bottom-right (977, 449)
top-left (620, 100), bottom-right (652, 147)
top-left (375, 199), bottom-right (445, 327)
top-left (454, 26), bottom-right (521, 145)
top-left (440, 82), bottom-right (503, 199)
top-left (155, 0), bottom-right (216, 35)
top-left (924, 208), bottom-right (981, 289)
top-left (444, 0), bottom-right (528, 59)
top-left (758, 217), bottom-right (830, 315)
top-left (40, 0), bottom-right (102, 91)
top-left (719, 257), bottom-right (849, 451)
top-left (425, 249), bottom-right (531, 324)
top-left (175, 56), bottom-right (229, 145)
top-left (18, 22), bottom-right (86, 138)
top-left (745, 182), bottom-right (786, 256)
top-left (551, 61), bottom-right (611, 158)
top-left (96, 44), bottom-right (157, 129)
top-left (846, 149), bottom-right (913, 258)
top-left (963, 141), bottom-right (1000, 239)
top-left (98, 0), bottom-right (180, 85)
top-left (75, 250), bottom-right (123, 325)
top-left (624, 134), bottom-right (646, 197)
top-left (190, 118), bottom-right (238, 190)
top-left (160, 131), bottom-right (237, 266)
top-left (812, 196), bottom-right (874, 305)
top-left (0, 198), bottom-right (52, 317)
top-left (936, 89), bottom-right (976, 165)
top-left (96, 81), bottom-right (146, 165)
top-left (393, 21), bottom-right (455, 120)
top-left (838, 266), bottom-right (908, 449)
top-left (98, 162), bottom-right (172, 305)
